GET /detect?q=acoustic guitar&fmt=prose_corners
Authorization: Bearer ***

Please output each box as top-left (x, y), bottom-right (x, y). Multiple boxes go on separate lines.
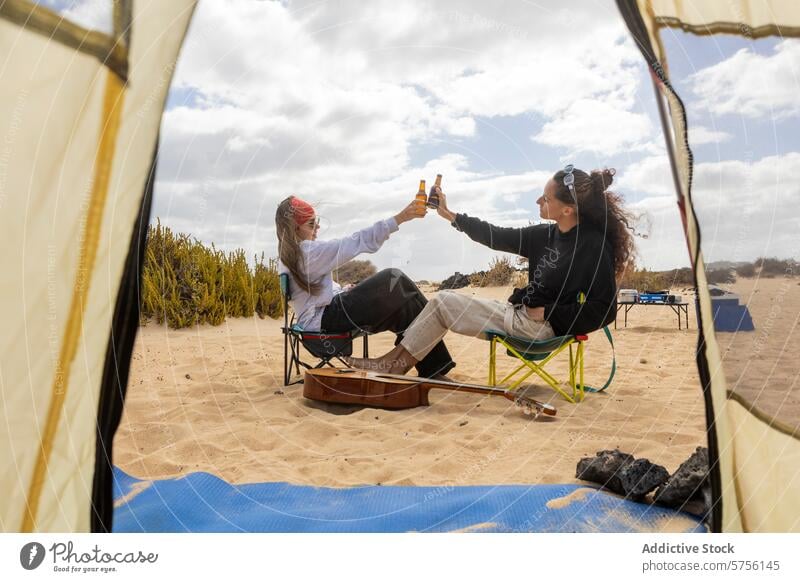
top-left (303, 368), bottom-right (556, 417)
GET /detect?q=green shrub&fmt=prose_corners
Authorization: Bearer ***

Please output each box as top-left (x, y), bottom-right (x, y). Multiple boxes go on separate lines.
top-left (140, 220), bottom-right (282, 328)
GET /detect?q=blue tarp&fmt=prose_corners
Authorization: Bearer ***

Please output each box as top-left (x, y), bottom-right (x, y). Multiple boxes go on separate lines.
top-left (113, 467), bottom-right (706, 533)
top-left (710, 301), bottom-right (755, 332)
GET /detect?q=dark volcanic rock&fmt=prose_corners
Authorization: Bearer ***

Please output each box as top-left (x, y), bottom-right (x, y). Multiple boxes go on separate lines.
top-left (438, 272), bottom-right (471, 290)
top-left (654, 447), bottom-right (710, 508)
top-left (575, 449), bottom-right (633, 495)
top-left (576, 449), bottom-right (669, 499)
top-left (619, 458), bottom-right (670, 499)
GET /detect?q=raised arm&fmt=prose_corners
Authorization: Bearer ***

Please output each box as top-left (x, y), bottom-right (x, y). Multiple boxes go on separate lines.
top-left (302, 200), bottom-right (425, 275)
top-left (435, 188), bottom-right (536, 255)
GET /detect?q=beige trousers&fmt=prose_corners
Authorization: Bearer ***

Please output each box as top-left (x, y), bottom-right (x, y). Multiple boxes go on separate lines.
top-left (400, 290), bottom-right (555, 361)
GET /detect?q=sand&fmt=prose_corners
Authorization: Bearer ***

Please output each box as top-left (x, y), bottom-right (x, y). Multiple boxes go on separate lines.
top-left (116, 283), bottom-right (719, 489)
top-left (716, 277), bottom-right (800, 433)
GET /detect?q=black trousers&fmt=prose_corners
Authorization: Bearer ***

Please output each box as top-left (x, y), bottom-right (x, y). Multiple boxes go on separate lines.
top-left (321, 268), bottom-right (456, 377)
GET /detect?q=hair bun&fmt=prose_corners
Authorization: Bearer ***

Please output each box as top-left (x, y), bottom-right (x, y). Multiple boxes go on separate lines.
top-left (591, 168), bottom-right (615, 194)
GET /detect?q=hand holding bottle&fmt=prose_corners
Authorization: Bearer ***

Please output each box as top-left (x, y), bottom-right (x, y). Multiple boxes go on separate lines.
top-left (434, 187), bottom-right (456, 222)
top-left (394, 199), bottom-right (427, 225)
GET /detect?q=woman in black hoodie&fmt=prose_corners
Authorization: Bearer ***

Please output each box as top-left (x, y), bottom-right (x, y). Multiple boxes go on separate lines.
top-left (347, 165), bottom-right (636, 377)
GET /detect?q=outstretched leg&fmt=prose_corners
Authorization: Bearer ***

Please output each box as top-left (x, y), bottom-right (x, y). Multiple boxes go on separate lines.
top-left (321, 268), bottom-right (455, 377)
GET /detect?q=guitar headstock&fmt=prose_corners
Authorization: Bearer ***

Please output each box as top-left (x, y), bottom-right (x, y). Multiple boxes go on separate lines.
top-left (506, 392), bottom-right (557, 417)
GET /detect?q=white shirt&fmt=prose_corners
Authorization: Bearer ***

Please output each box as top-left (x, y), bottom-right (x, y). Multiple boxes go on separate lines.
top-left (278, 217), bottom-right (399, 330)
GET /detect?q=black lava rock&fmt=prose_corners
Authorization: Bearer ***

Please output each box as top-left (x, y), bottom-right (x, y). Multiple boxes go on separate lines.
top-left (654, 447), bottom-right (710, 508)
top-left (576, 449), bottom-right (633, 495)
top-left (576, 449), bottom-right (669, 499)
top-left (619, 458), bottom-right (670, 499)
top-left (438, 272), bottom-right (471, 290)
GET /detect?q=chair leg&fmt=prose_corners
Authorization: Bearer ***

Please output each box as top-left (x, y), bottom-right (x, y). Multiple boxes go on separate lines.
top-left (284, 332), bottom-right (290, 386)
top-left (499, 338), bottom-right (578, 403)
top-left (578, 341), bottom-right (585, 402)
top-left (294, 336), bottom-right (302, 376)
top-left (569, 344), bottom-right (576, 400)
top-left (489, 338), bottom-right (496, 386)
top-left (363, 334), bottom-right (369, 358)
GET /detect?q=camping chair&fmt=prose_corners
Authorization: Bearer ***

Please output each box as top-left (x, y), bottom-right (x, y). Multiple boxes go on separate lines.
top-left (280, 273), bottom-right (369, 386)
top-left (487, 294), bottom-right (616, 403)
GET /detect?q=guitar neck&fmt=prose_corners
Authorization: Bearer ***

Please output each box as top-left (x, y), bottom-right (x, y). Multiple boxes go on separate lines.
top-left (373, 373), bottom-right (511, 398)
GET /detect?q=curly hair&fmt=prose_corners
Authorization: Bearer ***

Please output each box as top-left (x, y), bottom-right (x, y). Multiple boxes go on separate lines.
top-left (551, 167), bottom-right (636, 281)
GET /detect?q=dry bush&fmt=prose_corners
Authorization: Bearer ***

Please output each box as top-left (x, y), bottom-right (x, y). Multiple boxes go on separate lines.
top-left (333, 259), bottom-right (377, 285)
top-left (511, 270), bottom-right (527, 288)
top-left (618, 267), bottom-right (667, 292)
top-left (756, 257), bottom-right (794, 278)
top-left (735, 263), bottom-right (756, 278)
top-left (473, 256), bottom-right (516, 287)
top-left (706, 269), bottom-right (735, 285)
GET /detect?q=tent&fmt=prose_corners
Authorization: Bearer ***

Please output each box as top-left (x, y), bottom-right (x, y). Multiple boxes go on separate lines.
top-left (617, 0), bottom-right (800, 532)
top-left (0, 0), bottom-right (196, 532)
top-left (1, 0), bottom-right (797, 532)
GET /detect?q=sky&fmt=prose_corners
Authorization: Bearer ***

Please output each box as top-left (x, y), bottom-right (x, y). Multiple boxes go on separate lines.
top-left (43, 0), bottom-right (800, 280)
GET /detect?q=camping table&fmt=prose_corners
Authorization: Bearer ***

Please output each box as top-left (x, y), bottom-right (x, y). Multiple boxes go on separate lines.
top-left (615, 302), bottom-right (690, 330)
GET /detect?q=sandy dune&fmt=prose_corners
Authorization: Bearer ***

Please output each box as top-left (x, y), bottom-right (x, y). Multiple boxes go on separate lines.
top-left (116, 284), bottom-right (721, 490)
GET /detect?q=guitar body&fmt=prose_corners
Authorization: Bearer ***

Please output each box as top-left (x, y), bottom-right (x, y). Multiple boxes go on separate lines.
top-left (303, 368), bottom-right (430, 409)
top-left (302, 368), bottom-right (557, 417)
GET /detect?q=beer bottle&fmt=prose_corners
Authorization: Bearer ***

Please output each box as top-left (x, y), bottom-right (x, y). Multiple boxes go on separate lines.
top-left (427, 174), bottom-right (442, 208)
top-left (415, 179), bottom-right (427, 210)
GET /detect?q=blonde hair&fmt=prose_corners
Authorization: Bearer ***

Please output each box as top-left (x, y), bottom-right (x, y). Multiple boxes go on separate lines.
top-left (275, 196), bottom-right (323, 295)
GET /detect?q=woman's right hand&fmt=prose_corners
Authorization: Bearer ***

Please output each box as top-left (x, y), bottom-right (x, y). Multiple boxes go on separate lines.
top-left (394, 199), bottom-right (427, 225)
top-left (434, 187), bottom-right (456, 222)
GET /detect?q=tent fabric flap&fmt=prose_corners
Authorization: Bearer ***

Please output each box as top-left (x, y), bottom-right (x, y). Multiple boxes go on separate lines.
top-left (0, 0), bottom-right (196, 532)
top-left (618, 0), bottom-right (800, 533)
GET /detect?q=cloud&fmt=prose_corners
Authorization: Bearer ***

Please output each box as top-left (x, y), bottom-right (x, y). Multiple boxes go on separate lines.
top-left (617, 155), bottom-right (673, 198)
top-left (623, 153), bottom-right (800, 269)
top-left (163, 0), bottom-right (648, 187)
top-left (689, 125), bottom-right (733, 146)
top-left (534, 99), bottom-right (653, 157)
top-left (150, 0), bottom-right (703, 278)
top-left (41, 0), bottom-right (112, 33)
top-left (689, 40), bottom-right (800, 119)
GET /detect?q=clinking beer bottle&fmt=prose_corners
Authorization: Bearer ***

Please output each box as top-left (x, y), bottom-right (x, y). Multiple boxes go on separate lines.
top-left (415, 179), bottom-right (427, 209)
top-left (427, 174), bottom-right (442, 208)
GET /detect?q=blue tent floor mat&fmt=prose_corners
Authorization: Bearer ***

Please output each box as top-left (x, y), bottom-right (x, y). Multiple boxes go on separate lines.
top-left (113, 467), bottom-right (707, 533)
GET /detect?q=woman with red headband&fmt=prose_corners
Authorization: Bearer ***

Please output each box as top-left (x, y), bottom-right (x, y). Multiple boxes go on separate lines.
top-left (275, 195), bottom-right (456, 379)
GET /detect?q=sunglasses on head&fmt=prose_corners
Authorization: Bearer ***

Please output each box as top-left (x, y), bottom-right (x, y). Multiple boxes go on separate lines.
top-left (563, 164), bottom-right (576, 203)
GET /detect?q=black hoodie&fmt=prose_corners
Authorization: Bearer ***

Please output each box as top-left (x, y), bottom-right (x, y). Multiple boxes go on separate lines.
top-left (452, 214), bottom-right (617, 336)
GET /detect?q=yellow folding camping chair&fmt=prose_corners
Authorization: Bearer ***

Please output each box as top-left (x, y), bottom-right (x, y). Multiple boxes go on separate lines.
top-left (487, 294), bottom-right (616, 403)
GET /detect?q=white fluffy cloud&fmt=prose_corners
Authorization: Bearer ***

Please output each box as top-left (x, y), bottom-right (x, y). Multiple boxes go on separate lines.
top-left (622, 152), bottom-right (800, 269)
top-left (689, 125), bottom-right (733, 146)
top-left (156, 1), bottom-right (800, 278)
top-left (534, 98), bottom-right (653, 157)
top-left (150, 0), bottom-right (661, 278)
top-left (689, 40), bottom-right (800, 119)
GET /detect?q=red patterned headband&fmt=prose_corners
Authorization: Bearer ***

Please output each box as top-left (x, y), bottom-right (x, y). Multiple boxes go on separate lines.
top-left (289, 197), bottom-right (315, 226)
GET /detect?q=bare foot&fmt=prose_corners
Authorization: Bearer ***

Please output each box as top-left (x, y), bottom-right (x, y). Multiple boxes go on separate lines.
top-left (346, 356), bottom-right (414, 376)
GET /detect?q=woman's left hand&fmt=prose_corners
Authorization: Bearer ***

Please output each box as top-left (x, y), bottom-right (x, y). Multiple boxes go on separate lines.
top-left (525, 306), bottom-right (545, 321)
